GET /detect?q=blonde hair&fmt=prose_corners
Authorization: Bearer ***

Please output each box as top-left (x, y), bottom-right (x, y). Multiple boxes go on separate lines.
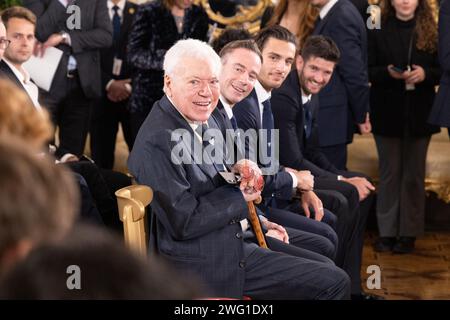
top-left (0, 79), bottom-right (53, 150)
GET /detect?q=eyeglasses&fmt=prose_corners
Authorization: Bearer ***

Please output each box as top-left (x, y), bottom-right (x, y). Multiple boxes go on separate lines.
top-left (0, 38), bottom-right (11, 49)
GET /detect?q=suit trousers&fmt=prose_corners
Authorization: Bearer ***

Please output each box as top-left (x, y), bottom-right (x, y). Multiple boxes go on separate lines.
top-left (90, 96), bottom-right (133, 170)
top-left (314, 178), bottom-right (373, 295)
top-left (40, 75), bottom-right (92, 157)
top-left (242, 241), bottom-right (350, 299)
top-left (374, 135), bottom-right (431, 237)
top-left (265, 206), bottom-right (338, 260)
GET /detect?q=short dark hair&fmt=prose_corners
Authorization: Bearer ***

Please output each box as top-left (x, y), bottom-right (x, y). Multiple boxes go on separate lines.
top-left (212, 28), bottom-right (251, 53)
top-left (219, 39), bottom-right (262, 63)
top-left (255, 25), bottom-right (297, 52)
top-left (1, 6), bottom-right (36, 28)
top-left (300, 35), bottom-right (340, 64)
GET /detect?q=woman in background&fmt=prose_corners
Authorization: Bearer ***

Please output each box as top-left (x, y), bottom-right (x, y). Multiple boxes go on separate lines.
top-left (368, 0), bottom-right (440, 253)
top-left (260, 0), bottom-right (318, 48)
top-left (127, 0), bottom-right (209, 142)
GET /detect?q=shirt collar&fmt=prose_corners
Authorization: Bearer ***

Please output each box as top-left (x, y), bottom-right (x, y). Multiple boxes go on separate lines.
top-left (254, 80), bottom-right (271, 105)
top-left (219, 96), bottom-right (234, 120)
top-left (3, 58), bottom-right (30, 84)
top-left (319, 0), bottom-right (339, 19)
top-left (301, 89), bottom-right (312, 105)
top-left (108, 0), bottom-right (126, 14)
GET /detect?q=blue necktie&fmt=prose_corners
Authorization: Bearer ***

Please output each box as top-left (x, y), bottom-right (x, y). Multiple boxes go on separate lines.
top-left (303, 100), bottom-right (313, 139)
top-left (112, 5), bottom-right (121, 44)
top-left (262, 99), bottom-right (274, 157)
top-left (196, 124), bottom-right (226, 172)
top-left (230, 116), bottom-right (238, 131)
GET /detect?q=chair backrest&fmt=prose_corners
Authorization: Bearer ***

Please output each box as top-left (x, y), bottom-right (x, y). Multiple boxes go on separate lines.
top-left (115, 185), bottom-right (153, 257)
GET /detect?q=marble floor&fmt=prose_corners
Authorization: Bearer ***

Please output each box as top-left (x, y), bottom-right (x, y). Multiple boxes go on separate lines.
top-left (361, 232), bottom-right (450, 300)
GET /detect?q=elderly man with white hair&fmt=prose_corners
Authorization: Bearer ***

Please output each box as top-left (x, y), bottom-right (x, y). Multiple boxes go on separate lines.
top-left (128, 38), bottom-right (350, 300)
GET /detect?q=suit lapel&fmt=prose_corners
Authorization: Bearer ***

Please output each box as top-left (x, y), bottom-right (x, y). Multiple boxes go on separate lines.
top-left (119, 2), bottom-right (135, 47)
top-left (249, 89), bottom-right (262, 130)
top-left (313, 0), bottom-right (343, 34)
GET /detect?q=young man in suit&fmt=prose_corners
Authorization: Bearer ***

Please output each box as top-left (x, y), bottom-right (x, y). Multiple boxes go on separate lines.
top-left (429, 0), bottom-right (450, 137)
top-left (271, 35), bottom-right (380, 300)
top-left (311, 0), bottom-right (371, 170)
top-left (23, 0), bottom-right (112, 157)
top-left (214, 39), bottom-right (341, 262)
top-left (90, 0), bottom-right (137, 170)
top-left (128, 38), bottom-right (350, 299)
top-left (0, 7), bottom-right (41, 109)
top-left (216, 38), bottom-right (341, 260)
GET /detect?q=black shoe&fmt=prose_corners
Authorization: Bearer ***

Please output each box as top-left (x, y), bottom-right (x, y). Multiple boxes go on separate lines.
top-left (392, 237), bottom-right (415, 254)
top-left (351, 293), bottom-right (385, 300)
top-left (373, 237), bottom-right (396, 252)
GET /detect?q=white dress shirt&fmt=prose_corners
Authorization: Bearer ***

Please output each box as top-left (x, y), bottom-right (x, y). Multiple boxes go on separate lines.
top-left (3, 58), bottom-right (41, 110)
top-left (107, 0), bottom-right (126, 20)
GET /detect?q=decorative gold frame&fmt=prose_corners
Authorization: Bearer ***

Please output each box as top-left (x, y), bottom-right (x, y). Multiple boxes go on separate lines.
top-left (194, 0), bottom-right (273, 38)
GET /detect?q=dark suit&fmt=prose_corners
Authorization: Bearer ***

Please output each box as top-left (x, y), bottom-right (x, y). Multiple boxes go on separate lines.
top-left (24, 0), bottom-right (113, 156)
top-left (213, 101), bottom-right (337, 261)
top-left (128, 95), bottom-right (350, 299)
top-left (312, 0), bottom-right (370, 169)
top-left (271, 70), bottom-right (372, 295)
top-left (233, 90), bottom-right (341, 247)
top-left (90, 1), bottom-right (137, 169)
top-left (429, 0), bottom-right (450, 135)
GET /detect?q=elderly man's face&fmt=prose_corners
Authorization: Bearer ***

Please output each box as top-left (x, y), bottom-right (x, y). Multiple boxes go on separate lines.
top-left (0, 22), bottom-right (6, 59)
top-left (219, 48), bottom-right (261, 105)
top-left (165, 57), bottom-right (220, 123)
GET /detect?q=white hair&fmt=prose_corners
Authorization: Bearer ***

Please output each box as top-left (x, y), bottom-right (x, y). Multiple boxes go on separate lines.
top-left (163, 39), bottom-right (221, 78)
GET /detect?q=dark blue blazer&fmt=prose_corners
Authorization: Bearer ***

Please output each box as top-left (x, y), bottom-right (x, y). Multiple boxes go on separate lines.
top-left (429, 0), bottom-right (450, 127)
top-left (312, 0), bottom-right (370, 146)
top-left (128, 96), bottom-right (251, 298)
top-left (233, 89), bottom-right (295, 201)
top-left (271, 70), bottom-right (339, 180)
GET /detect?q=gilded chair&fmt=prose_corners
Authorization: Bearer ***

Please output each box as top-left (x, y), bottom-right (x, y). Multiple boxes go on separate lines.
top-left (115, 185), bottom-right (153, 257)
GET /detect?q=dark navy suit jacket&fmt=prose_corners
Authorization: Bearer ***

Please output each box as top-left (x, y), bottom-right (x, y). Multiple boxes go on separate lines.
top-left (233, 89), bottom-right (295, 202)
top-left (271, 70), bottom-right (340, 180)
top-left (429, 0), bottom-right (450, 128)
top-left (128, 96), bottom-right (252, 298)
top-left (312, 0), bottom-right (370, 146)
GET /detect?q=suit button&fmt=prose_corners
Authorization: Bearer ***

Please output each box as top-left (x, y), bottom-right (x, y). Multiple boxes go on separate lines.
top-left (229, 219), bottom-right (236, 225)
top-left (235, 232), bottom-right (242, 239)
top-left (239, 261), bottom-right (246, 268)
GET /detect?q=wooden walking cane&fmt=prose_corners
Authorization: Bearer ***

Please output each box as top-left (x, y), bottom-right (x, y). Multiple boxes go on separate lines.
top-left (247, 196), bottom-right (268, 249)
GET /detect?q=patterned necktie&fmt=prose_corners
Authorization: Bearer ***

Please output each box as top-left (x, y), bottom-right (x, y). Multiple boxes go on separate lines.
top-left (112, 5), bottom-right (121, 44)
top-left (195, 124), bottom-right (226, 172)
top-left (303, 100), bottom-right (313, 139)
top-left (262, 99), bottom-right (274, 157)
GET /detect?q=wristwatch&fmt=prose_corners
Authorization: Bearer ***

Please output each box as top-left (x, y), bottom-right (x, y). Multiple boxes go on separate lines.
top-left (59, 31), bottom-right (69, 44)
